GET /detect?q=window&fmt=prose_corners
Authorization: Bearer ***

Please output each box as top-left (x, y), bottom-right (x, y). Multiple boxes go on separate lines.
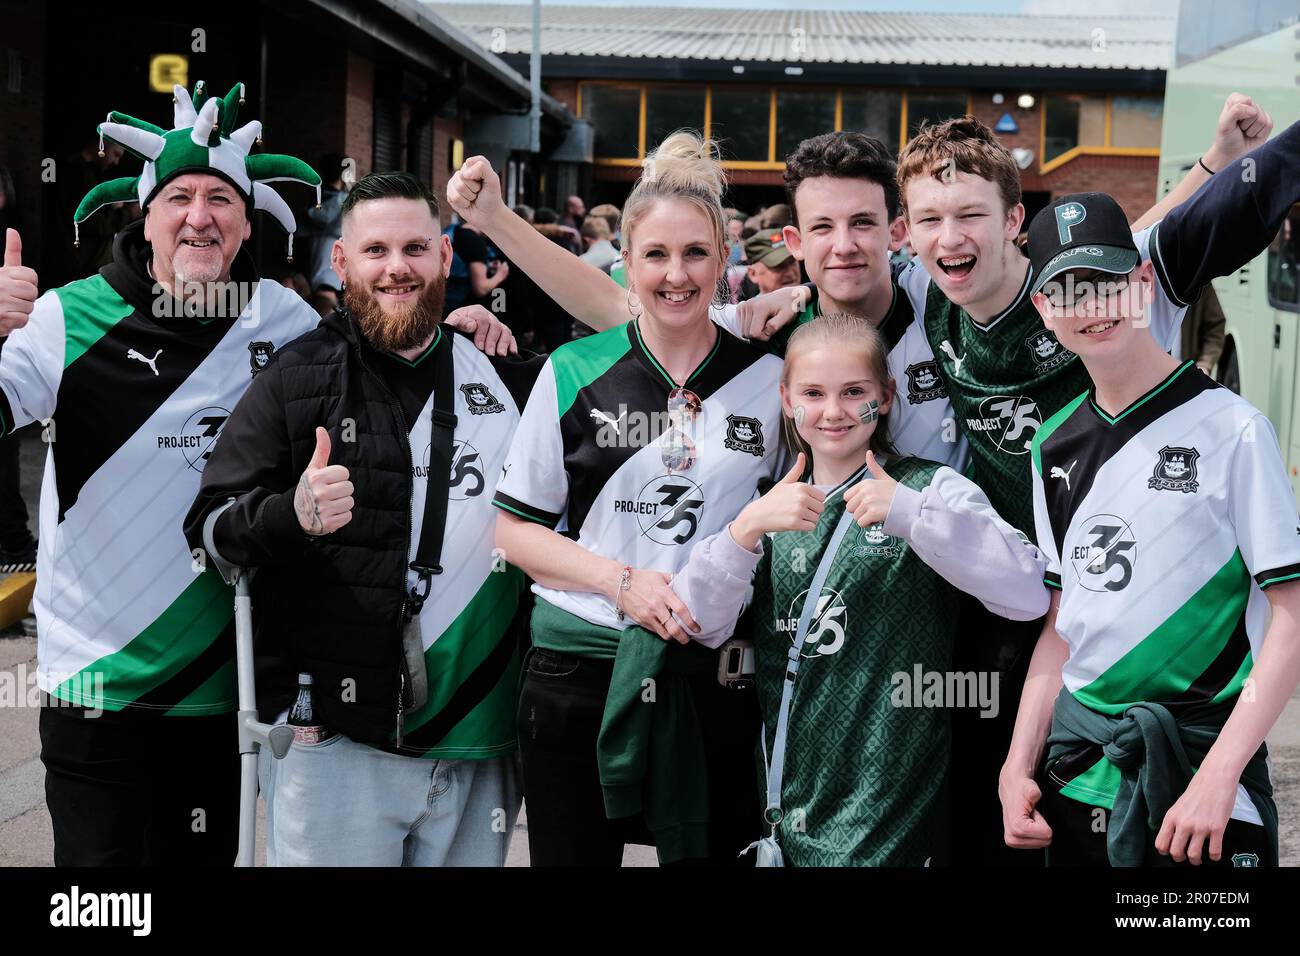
top-left (1110, 96), bottom-right (1163, 150)
top-left (775, 90), bottom-right (836, 161)
top-left (1268, 204), bottom-right (1300, 312)
top-left (646, 86), bottom-right (706, 146)
top-left (1043, 94), bottom-right (1107, 163)
top-left (841, 90), bottom-right (903, 154)
top-left (906, 91), bottom-right (968, 140)
top-left (710, 87), bottom-right (772, 162)
top-left (582, 84), bottom-right (641, 158)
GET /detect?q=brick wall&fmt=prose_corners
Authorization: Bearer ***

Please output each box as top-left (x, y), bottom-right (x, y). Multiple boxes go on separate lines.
top-left (344, 51), bottom-right (375, 179)
top-left (1034, 153), bottom-right (1159, 222)
top-left (546, 78), bottom-right (579, 115)
top-left (432, 116), bottom-right (464, 208)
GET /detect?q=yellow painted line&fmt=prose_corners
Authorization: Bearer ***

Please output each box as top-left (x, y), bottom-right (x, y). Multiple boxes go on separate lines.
top-left (0, 573), bottom-right (35, 631)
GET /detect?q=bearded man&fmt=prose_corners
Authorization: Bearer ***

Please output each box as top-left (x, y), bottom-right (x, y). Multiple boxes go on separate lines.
top-left (185, 171), bottom-right (545, 866)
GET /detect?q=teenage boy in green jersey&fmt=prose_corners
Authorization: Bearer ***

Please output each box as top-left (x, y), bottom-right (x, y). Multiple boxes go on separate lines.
top-left (890, 99), bottom-right (1283, 865)
top-left (1000, 188), bottom-right (1300, 866)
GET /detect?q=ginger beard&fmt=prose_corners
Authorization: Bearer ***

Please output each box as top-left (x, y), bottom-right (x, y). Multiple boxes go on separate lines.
top-left (343, 268), bottom-right (447, 353)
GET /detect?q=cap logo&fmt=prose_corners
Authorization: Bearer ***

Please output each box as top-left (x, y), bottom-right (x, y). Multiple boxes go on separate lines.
top-left (1056, 202), bottom-right (1087, 244)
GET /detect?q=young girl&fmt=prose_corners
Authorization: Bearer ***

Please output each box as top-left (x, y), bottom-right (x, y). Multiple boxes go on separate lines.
top-left (491, 131), bottom-right (788, 866)
top-left (672, 313), bottom-right (1049, 866)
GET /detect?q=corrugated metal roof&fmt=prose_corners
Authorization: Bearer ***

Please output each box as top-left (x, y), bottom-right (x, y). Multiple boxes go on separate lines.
top-left (427, 3), bottom-right (1173, 71)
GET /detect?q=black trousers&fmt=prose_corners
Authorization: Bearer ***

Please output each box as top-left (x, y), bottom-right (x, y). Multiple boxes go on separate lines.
top-left (945, 596), bottom-right (1044, 867)
top-left (39, 697), bottom-right (239, 866)
top-left (0, 426), bottom-right (32, 550)
top-left (517, 646), bottom-right (762, 867)
top-left (1040, 771), bottom-right (1271, 867)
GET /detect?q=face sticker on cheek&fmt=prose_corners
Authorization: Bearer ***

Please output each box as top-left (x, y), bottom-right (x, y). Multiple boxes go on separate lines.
top-left (857, 399), bottom-right (879, 425)
top-left (793, 405), bottom-right (806, 428)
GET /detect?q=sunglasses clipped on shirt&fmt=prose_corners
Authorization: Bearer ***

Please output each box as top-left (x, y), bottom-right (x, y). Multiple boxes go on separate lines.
top-left (661, 387), bottom-right (701, 473)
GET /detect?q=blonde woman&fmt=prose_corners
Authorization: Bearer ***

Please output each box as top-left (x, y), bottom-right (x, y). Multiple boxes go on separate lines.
top-left (489, 132), bottom-right (787, 866)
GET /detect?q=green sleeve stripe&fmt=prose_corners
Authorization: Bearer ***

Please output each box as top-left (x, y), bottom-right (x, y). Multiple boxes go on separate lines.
top-left (1031, 390), bottom-right (1088, 475)
top-left (492, 497), bottom-right (559, 527)
top-left (1258, 571), bottom-right (1300, 590)
top-left (54, 275), bottom-right (134, 369)
top-left (1044, 577), bottom-right (1062, 590)
top-left (552, 324), bottom-right (632, 418)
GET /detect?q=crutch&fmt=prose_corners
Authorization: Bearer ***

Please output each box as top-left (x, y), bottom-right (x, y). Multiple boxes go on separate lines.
top-left (204, 501), bottom-right (294, 867)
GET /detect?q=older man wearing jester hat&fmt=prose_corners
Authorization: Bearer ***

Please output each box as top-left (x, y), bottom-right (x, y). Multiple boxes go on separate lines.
top-left (0, 81), bottom-right (513, 866)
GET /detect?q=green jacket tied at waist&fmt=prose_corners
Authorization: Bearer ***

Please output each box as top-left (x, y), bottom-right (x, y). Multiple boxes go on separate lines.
top-left (530, 598), bottom-right (720, 864)
top-left (1045, 688), bottom-right (1277, 866)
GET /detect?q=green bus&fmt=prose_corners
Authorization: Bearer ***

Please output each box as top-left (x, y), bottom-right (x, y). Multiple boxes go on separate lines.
top-left (1159, 0), bottom-right (1300, 497)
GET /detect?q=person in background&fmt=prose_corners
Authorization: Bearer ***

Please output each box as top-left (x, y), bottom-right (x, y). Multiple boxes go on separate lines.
top-left (590, 203), bottom-right (622, 249)
top-left (726, 211), bottom-right (746, 265)
top-left (307, 287), bottom-right (338, 318)
top-left (304, 153), bottom-right (348, 293)
top-left (513, 204), bottom-right (535, 224)
top-left (761, 203), bottom-right (793, 230)
top-left (739, 229), bottom-right (803, 300)
top-left (562, 193), bottom-right (586, 232)
top-left (50, 136), bottom-right (132, 288)
top-left (280, 272), bottom-right (311, 301)
top-left (578, 215), bottom-right (619, 270)
top-left (1179, 284), bottom-right (1227, 376)
top-left (451, 219), bottom-right (509, 311)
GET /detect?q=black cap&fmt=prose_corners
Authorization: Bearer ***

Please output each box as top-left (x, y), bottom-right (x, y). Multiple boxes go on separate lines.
top-left (1028, 193), bottom-right (1139, 296)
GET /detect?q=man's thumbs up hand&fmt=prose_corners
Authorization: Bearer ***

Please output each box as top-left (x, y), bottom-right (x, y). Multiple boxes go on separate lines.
top-left (0, 229), bottom-right (39, 334)
top-left (295, 426), bottom-right (354, 535)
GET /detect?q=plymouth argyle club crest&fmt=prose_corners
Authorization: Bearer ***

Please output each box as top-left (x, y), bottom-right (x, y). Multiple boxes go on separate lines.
top-left (851, 522), bottom-right (901, 557)
top-left (460, 382), bottom-right (504, 415)
top-left (248, 341), bottom-right (275, 377)
top-left (1024, 327), bottom-right (1073, 371)
top-left (724, 415), bottom-right (765, 456)
top-left (904, 360), bottom-right (946, 403)
top-left (1148, 445), bottom-right (1200, 493)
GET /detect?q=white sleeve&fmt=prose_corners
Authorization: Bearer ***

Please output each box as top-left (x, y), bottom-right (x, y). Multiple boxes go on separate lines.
top-left (882, 466), bottom-right (1050, 620)
top-left (1228, 413), bottom-right (1300, 591)
top-left (1031, 454), bottom-right (1063, 593)
top-left (894, 257), bottom-right (932, 318)
top-left (669, 526), bottom-right (764, 649)
top-left (710, 303), bottom-right (745, 338)
top-left (1132, 222), bottom-right (1187, 354)
top-left (0, 290), bottom-right (65, 435)
top-left (492, 360), bottom-right (568, 528)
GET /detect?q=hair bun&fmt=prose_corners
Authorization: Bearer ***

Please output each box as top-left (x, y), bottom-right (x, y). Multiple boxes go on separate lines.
top-left (641, 130), bottom-right (725, 203)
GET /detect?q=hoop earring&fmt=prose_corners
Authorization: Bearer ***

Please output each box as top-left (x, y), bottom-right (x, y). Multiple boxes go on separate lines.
top-left (627, 288), bottom-right (643, 318)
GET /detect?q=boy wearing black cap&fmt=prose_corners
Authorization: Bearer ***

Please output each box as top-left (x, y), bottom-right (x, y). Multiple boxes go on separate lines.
top-left (998, 166), bottom-right (1300, 866)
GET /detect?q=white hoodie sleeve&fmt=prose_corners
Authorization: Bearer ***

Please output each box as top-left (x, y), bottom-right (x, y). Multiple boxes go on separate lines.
top-left (881, 466), bottom-right (1050, 621)
top-left (669, 524), bottom-right (765, 649)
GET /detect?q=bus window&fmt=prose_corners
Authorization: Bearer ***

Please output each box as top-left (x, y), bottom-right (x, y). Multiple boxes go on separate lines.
top-left (1269, 205), bottom-right (1300, 312)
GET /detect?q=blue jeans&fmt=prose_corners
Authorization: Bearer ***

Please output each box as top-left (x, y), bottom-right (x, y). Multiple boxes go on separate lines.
top-left (260, 733), bottom-right (521, 867)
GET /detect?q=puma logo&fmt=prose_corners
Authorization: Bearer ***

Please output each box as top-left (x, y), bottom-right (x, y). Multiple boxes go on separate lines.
top-left (590, 408), bottom-right (626, 434)
top-left (127, 348), bottom-right (163, 376)
top-left (1050, 459), bottom-right (1077, 491)
top-left (939, 340), bottom-right (964, 376)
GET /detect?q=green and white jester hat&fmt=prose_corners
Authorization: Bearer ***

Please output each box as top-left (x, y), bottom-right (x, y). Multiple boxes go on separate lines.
top-left (73, 80), bottom-right (322, 261)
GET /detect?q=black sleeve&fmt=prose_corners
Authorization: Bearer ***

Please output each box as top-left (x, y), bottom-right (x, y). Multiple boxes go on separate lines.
top-left (453, 226), bottom-right (490, 265)
top-left (183, 358), bottom-right (308, 569)
top-left (1153, 119), bottom-right (1300, 306)
top-left (488, 348), bottom-right (549, 411)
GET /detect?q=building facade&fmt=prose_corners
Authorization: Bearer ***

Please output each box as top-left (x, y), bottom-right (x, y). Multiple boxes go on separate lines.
top-left (436, 3), bottom-right (1172, 223)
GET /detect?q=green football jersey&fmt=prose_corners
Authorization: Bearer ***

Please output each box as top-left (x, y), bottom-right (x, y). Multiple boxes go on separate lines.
top-left (898, 228), bottom-right (1184, 535)
top-left (751, 456), bottom-right (961, 866)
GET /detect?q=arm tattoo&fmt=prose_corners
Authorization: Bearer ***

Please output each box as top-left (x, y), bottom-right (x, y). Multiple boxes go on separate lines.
top-left (295, 472), bottom-right (325, 534)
